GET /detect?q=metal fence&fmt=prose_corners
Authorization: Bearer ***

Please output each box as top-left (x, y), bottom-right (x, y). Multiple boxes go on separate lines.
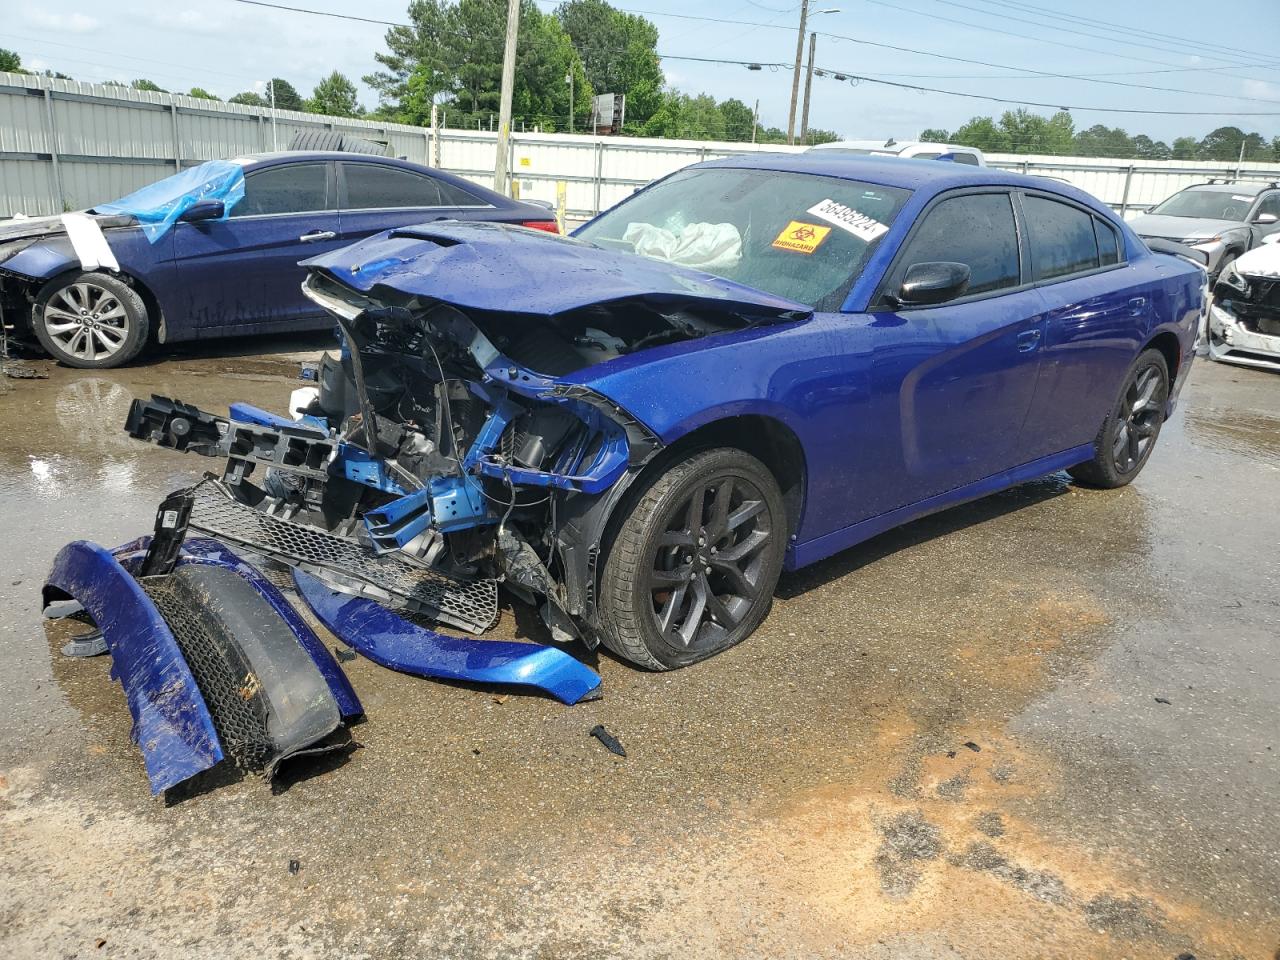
top-left (4, 71), bottom-right (1279, 223)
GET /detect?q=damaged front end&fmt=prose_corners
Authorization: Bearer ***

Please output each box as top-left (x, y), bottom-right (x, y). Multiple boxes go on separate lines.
top-left (1208, 244), bottom-right (1280, 373)
top-left (46, 221), bottom-right (806, 793)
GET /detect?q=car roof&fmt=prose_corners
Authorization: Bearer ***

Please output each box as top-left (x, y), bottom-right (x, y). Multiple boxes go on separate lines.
top-left (697, 151), bottom-right (1107, 212)
top-left (810, 139), bottom-right (978, 154)
top-left (1183, 181), bottom-right (1273, 195)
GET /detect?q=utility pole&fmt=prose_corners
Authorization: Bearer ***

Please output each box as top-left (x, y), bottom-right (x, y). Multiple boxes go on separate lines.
top-left (495, 0), bottom-right (519, 194)
top-left (269, 80), bottom-right (278, 150)
top-left (566, 70), bottom-right (574, 134)
top-left (787, 0), bottom-right (809, 144)
top-left (800, 32), bottom-right (816, 144)
top-left (751, 98), bottom-right (759, 144)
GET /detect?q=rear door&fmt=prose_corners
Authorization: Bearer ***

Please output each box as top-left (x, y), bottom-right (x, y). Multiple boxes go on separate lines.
top-left (1018, 192), bottom-right (1149, 459)
top-left (337, 161), bottom-right (495, 244)
top-left (862, 189), bottom-right (1046, 513)
top-left (173, 160), bottom-right (342, 331)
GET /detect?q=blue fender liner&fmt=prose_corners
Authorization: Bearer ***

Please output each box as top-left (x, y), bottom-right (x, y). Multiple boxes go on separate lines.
top-left (43, 541), bottom-right (224, 794)
top-left (292, 570), bottom-right (602, 705)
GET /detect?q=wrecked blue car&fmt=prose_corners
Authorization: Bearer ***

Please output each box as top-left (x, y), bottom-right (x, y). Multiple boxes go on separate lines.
top-left (45, 155), bottom-right (1204, 794)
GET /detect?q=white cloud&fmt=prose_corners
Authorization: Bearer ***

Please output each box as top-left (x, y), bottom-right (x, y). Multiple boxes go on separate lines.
top-left (23, 11), bottom-right (101, 33)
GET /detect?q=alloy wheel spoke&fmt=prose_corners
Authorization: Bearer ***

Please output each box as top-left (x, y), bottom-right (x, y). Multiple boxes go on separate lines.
top-left (46, 320), bottom-right (82, 337)
top-left (1112, 422), bottom-right (1129, 463)
top-left (710, 556), bottom-right (754, 597)
top-left (657, 583), bottom-right (688, 632)
top-left (704, 588), bottom-right (739, 627)
top-left (726, 498), bottom-right (764, 534)
top-left (659, 529), bottom-right (696, 549)
top-left (707, 477), bottom-right (734, 539)
top-left (684, 483), bottom-right (708, 534)
top-left (650, 567), bottom-right (687, 588)
top-left (717, 528), bottom-right (769, 565)
top-left (676, 575), bottom-right (709, 646)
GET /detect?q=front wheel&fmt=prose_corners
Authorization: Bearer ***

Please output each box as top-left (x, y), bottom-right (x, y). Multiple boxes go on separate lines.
top-left (1068, 348), bottom-right (1169, 489)
top-left (599, 448), bottom-right (788, 670)
top-left (32, 271), bottom-right (149, 368)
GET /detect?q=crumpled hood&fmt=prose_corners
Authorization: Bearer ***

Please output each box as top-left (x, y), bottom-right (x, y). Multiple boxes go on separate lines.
top-left (1129, 213), bottom-right (1243, 242)
top-left (301, 220), bottom-right (812, 320)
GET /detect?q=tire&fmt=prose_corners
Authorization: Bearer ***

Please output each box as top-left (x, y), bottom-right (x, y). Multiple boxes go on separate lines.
top-left (1068, 348), bottom-right (1169, 489)
top-left (598, 447), bottom-right (788, 670)
top-left (32, 271), bottom-right (148, 368)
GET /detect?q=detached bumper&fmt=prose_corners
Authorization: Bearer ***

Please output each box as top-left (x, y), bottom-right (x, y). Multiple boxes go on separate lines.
top-left (44, 538), bottom-right (362, 794)
top-left (1207, 302), bottom-right (1280, 373)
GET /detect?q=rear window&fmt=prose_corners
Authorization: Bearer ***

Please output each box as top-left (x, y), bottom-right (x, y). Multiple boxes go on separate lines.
top-left (575, 167), bottom-right (911, 310)
top-left (1025, 195), bottom-right (1099, 281)
top-left (344, 163), bottom-right (443, 209)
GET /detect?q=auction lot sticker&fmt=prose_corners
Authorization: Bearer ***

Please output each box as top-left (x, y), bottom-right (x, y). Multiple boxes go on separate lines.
top-left (772, 220), bottom-right (831, 254)
top-left (807, 198), bottom-right (889, 243)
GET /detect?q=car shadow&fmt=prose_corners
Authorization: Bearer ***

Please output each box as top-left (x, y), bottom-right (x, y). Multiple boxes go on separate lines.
top-left (776, 473), bottom-right (1074, 600)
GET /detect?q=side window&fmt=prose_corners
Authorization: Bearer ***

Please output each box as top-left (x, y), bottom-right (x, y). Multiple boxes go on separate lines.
top-left (951, 153), bottom-right (980, 166)
top-left (1255, 193), bottom-right (1280, 219)
top-left (232, 163), bottom-right (329, 217)
top-left (1025, 195), bottom-right (1099, 281)
top-left (343, 163), bottom-right (443, 209)
top-left (897, 192), bottom-right (1020, 296)
top-left (1094, 216), bottom-right (1122, 266)
top-left (436, 180), bottom-right (486, 206)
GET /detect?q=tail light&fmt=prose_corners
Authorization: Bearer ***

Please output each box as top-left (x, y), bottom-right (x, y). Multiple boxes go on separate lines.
top-left (520, 220), bottom-right (560, 234)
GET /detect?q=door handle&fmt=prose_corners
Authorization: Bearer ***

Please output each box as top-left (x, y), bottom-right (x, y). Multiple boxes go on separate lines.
top-left (1017, 329), bottom-right (1042, 352)
top-left (299, 230), bottom-right (336, 243)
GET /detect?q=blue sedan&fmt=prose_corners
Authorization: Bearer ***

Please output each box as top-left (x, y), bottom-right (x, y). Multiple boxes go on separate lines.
top-left (46, 153), bottom-right (1208, 790)
top-left (0, 151), bottom-right (559, 368)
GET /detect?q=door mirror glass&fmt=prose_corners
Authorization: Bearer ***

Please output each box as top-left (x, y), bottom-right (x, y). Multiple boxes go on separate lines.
top-left (1253, 212), bottom-right (1278, 225)
top-left (179, 199), bottom-right (224, 223)
top-left (899, 261), bottom-right (971, 305)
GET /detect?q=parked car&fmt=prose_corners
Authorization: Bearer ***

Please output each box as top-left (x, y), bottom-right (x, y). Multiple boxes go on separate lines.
top-left (0, 151), bottom-right (559, 368)
top-left (808, 138), bottom-right (986, 166)
top-left (1207, 232), bottom-right (1280, 372)
top-left (47, 155), bottom-right (1205, 792)
top-left (1128, 180), bottom-right (1280, 280)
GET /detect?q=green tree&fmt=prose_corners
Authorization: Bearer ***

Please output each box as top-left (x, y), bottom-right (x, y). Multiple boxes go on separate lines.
top-left (918, 127), bottom-right (950, 142)
top-left (229, 91), bottom-right (268, 107)
top-left (952, 115), bottom-right (1011, 153)
top-left (641, 92), bottom-right (725, 140)
top-left (131, 78), bottom-right (167, 92)
top-left (266, 78), bottom-right (303, 111)
top-left (307, 71), bottom-right (362, 117)
top-left (1131, 135), bottom-right (1171, 160)
top-left (187, 87), bottom-right (221, 101)
top-left (1273, 135), bottom-right (1280, 161)
top-left (0, 48), bottom-right (26, 73)
top-left (995, 109), bottom-right (1074, 155)
top-left (556, 0), bottom-right (663, 124)
top-left (1171, 135), bottom-right (1199, 160)
top-left (719, 98), bottom-right (755, 141)
top-left (366, 0), bottom-right (453, 116)
top-left (804, 128), bottom-right (840, 145)
top-left (1073, 124), bottom-right (1134, 158)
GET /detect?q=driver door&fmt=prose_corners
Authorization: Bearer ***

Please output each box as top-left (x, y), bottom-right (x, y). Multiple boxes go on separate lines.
top-left (172, 160), bottom-right (342, 333)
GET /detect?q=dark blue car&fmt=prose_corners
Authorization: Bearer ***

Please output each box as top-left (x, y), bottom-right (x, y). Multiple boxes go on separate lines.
top-left (0, 151), bottom-right (559, 367)
top-left (47, 154), bottom-right (1206, 793)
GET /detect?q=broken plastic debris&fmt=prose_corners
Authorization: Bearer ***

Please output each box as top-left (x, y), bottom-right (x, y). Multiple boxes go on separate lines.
top-left (962, 741), bottom-right (981, 753)
top-left (288, 859), bottom-right (301, 875)
top-left (333, 646), bottom-right (357, 663)
top-left (589, 724), bottom-right (626, 757)
top-left (1155, 696), bottom-right (1172, 705)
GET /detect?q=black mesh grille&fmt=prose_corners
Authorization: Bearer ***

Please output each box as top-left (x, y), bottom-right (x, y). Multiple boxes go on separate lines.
top-left (187, 484), bottom-right (498, 633)
top-left (142, 578), bottom-right (274, 771)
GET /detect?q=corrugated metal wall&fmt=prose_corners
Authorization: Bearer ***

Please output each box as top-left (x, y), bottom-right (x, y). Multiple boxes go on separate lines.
top-left (3, 71), bottom-right (1279, 221)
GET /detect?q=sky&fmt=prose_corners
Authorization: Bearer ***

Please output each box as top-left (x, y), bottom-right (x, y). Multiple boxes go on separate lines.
top-left (6, 0), bottom-right (1280, 144)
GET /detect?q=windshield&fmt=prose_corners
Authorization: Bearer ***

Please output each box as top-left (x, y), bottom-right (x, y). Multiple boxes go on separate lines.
top-left (575, 168), bottom-right (911, 310)
top-left (1150, 189), bottom-right (1252, 221)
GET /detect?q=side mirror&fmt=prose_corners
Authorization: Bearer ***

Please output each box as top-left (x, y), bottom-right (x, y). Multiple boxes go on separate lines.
top-left (179, 199), bottom-right (225, 223)
top-left (1253, 212), bottom-right (1278, 225)
top-left (897, 261), bottom-right (971, 306)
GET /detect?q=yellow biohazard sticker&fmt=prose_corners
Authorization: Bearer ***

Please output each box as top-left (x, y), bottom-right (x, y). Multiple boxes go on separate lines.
top-left (771, 221), bottom-right (831, 254)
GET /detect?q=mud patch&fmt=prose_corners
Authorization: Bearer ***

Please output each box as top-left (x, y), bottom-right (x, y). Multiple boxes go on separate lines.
top-left (1083, 893), bottom-right (1167, 940)
top-left (951, 840), bottom-right (1070, 905)
top-left (873, 810), bottom-right (942, 898)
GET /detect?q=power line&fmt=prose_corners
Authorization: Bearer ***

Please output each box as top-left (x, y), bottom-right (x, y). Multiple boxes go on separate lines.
top-left (965, 0), bottom-right (1280, 68)
top-left (921, 0), bottom-right (1280, 71)
top-left (856, 0), bottom-right (1279, 78)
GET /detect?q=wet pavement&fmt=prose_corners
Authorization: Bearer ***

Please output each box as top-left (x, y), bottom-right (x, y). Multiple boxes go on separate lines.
top-left (0, 339), bottom-right (1276, 959)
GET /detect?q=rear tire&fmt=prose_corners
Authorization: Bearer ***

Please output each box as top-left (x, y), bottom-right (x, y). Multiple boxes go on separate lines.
top-left (1068, 348), bottom-right (1169, 489)
top-left (598, 448), bottom-right (787, 670)
top-left (32, 271), bottom-right (148, 369)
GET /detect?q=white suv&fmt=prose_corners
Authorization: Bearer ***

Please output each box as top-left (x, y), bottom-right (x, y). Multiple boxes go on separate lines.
top-left (807, 139), bottom-right (986, 166)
